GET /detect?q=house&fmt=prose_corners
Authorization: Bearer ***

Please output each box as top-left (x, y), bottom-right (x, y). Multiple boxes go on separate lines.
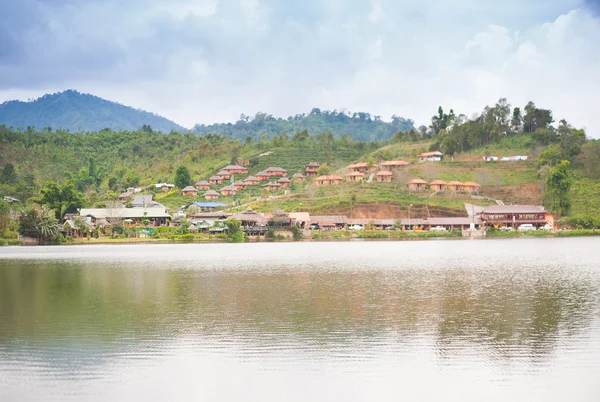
top-left (400, 218), bottom-right (428, 230)
top-left (221, 186), bottom-right (236, 196)
top-left (446, 180), bottom-right (464, 192)
top-left (310, 215), bottom-right (347, 230)
top-left (222, 164), bottom-right (249, 174)
top-left (462, 182), bottom-right (481, 193)
top-left (237, 159), bottom-right (250, 167)
top-left (345, 171), bottom-right (364, 183)
top-left (189, 211), bottom-right (230, 221)
top-left (314, 175), bottom-right (343, 186)
top-left (347, 162), bottom-right (368, 173)
top-left (155, 183), bottom-right (175, 192)
top-left (277, 177), bottom-right (291, 187)
top-left (232, 208), bottom-right (268, 227)
top-left (195, 180), bottom-right (211, 190)
top-left (305, 162), bottom-right (320, 177)
top-left (375, 171), bottom-right (393, 183)
top-left (292, 173), bottom-right (306, 182)
top-left (288, 212), bottom-right (311, 228)
top-left (426, 217), bottom-right (482, 231)
top-left (265, 167), bottom-right (288, 177)
top-left (209, 176), bottom-right (223, 185)
top-left (245, 176), bottom-right (260, 185)
top-left (181, 186), bottom-right (198, 196)
top-left (378, 160), bottom-right (409, 171)
top-left (407, 178), bottom-right (428, 191)
top-left (418, 151), bottom-right (444, 162)
top-left (233, 180), bottom-right (248, 191)
top-left (217, 170), bottom-right (231, 180)
top-left (429, 180), bottom-right (447, 192)
top-left (255, 171), bottom-right (270, 181)
top-left (267, 210), bottom-right (293, 227)
top-left (265, 182), bottom-right (282, 191)
top-left (79, 207), bottom-right (172, 227)
top-left (480, 205), bottom-right (548, 229)
top-left (204, 190), bottom-right (220, 200)
top-left (133, 194), bottom-right (164, 208)
top-left (118, 191), bottom-right (135, 202)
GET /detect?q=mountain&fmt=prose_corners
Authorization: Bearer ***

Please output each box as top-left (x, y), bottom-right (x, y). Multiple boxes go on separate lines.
top-left (0, 90), bottom-right (187, 133)
top-left (193, 109), bottom-right (416, 142)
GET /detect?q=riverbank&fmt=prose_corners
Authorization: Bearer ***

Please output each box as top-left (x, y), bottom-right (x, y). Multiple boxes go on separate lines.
top-left (3, 228), bottom-right (600, 246)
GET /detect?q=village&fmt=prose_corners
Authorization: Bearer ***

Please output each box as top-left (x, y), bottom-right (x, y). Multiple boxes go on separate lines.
top-left (62, 150), bottom-right (556, 241)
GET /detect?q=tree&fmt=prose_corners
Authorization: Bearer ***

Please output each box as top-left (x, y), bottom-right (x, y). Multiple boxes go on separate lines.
top-left (511, 107), bottom-right (523, 133)
top-left (579, 141), bottom-right (600, 179)
top-left (37, 207), bottom-right (60, 244)
top-left (225, 219), bottom-right (245, 242)
top-left (35, 181), bottom-right (85, 220)
top-left (0, 162), bottom-right (17, 184)
top-left (537, 145), bottom-right (564, 168)
top-left (174, 166), bottom-right (191, 189)
top-left (544, 160), bottom-right (572, 216)
top-left (19, 207), bottom-right (41, 238)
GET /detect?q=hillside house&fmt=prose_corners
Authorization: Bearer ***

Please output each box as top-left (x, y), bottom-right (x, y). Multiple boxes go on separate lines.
top-left (209, 176), bottom-right (223, 185)
top-left (292, 173), bottom-right (306, 182)
top-left (233, 208), bottom-right (267, 227)
top-left (310, 215), bottom-right (347, 230)
top-left (195, 180), bottom-right (211, 190)
top-left (119, 191), bottom-right (135, 202)
top-left (204, 190), bottom-right (219, 200)
top-left (237, 159), bottom-right (250, 167)
top-left (233, 180), bottom-right (248, 191)
top-left (155, 183), bottom-right (175, 192)
top-left (221, 186), bottom-right (236, 196)
top-left (462, 182), bottom-right (481, 193)
top-left (418, 151), bottom-right (444, 162)
top-left (429, 180), bottom-right (447, 192)
top-left (277, 177), bottom-right (291, 187)
top-left (265, 182), bottom-right (282, 192)
top-left (222, 165), bottom-right (249, 174)
top-left (345, 171), bottom-right (364, 183)
top-left (133, 195), bottom-right (164, 208)
top-left (265, 167), bottom-right (287, 177)
top-left (79, 208), bottom-right (172, 227)
top-left (446, 181), bottom-right (464, 192)
top-left (347, 162), bottom-right (368, 173)
top-left (407, 178), bottom-right (428, 191)
top-left (245, 176), bottom-right (260, 185)
top-left (255, 171), bottom-right (270, 181)
top-left (376, 171), bottom-right (393, 183)
top-left (217, 170), bottom-right (231, 180)
top-left (181, 186), bottom-right (198, 196)
top-left (481, 205), bottom-right (548, 228)
top-left (305, 162), bottom-right (320, 177)
top-left (315, 175), bottom-right (343, 186)
top-left (378, 160), bottom-right (409, 171)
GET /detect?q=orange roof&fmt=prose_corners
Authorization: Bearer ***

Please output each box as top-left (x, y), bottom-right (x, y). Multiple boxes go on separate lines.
top-left (429, 179), bottom-right (447, 185)
top-left (446, 180), bottom-right (464, 185)
top-left (347, 162), bottom-right (368, 168)
top-left (376, 171), bottom-right (393, 176)
top-left (463, 181), bottom-right (481, 187)
top-left (345, 171), bottom-right (365, 177)
top-left (407, 178), bottom-right (428, 184)
top-left (315, 175), bottom-right (343, 181)
top-left (379, 160), bottom-right (409, 166)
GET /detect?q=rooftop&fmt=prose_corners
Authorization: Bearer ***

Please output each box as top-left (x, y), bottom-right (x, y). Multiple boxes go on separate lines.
top-left (482, 205), bottom-right (546, 214)
top-left (265, 167), bottom-right (287, 172)
top-left (407, 178), bottom-right (428, 184)
top-left (419, 151), bottom-right (444, 157)
top-left (181, 186), bottom-right (197, 192)
top-left (80, 208), bottom-right (171, 219)
top-left (376, 171), bottom-right (393, 176)
top-left (315, 175), bottom-right (342, 181)
top-left (379, 160), bottom-right (409, 166)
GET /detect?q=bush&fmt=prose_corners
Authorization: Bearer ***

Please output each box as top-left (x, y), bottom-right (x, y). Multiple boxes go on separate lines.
top-left (0, 238), bottom-right (6, 246)
top-left (7, 239), bottom-right (21, 246)
top-left (3, 230), bottom-right (18, 239)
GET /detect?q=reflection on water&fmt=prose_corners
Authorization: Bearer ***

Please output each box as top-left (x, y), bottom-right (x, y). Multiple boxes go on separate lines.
top-left (1, 239), bottom-right (600, 401)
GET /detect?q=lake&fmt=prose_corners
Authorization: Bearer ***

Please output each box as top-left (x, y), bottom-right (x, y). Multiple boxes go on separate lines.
top-left (1, 239), bottom-right (600, 401)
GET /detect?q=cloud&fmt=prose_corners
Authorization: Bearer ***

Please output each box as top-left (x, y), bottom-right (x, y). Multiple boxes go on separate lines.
top-left (0, 0), bottom-right (598, 137)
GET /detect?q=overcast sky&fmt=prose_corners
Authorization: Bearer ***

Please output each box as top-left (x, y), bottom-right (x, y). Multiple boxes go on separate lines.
top-left (0, 0), bottom-right (599, 136)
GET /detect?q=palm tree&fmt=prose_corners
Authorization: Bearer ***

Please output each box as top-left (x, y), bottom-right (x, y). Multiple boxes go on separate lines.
top-left (37, 207), bottom-right (60, 244)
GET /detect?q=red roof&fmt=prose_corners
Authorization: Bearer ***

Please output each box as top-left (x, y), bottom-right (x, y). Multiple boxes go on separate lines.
top-left (379, 160), bottom-right (409, 166)
top-left (376, 171), bottom-right (393, 176)
top-left (407, 178), bottom-right (427, 184)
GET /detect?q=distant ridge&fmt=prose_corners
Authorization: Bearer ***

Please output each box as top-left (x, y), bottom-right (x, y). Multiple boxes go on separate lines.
top-left (0, 90), bottom-right (187, 133)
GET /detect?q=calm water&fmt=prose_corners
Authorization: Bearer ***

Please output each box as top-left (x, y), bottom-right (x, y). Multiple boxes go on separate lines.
top-left (1, 239), bottom-right (600, 401)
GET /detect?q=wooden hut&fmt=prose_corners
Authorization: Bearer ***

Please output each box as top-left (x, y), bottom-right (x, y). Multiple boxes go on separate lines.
top-left (429, 179), bottom-right (447, 192)
top-left (195, 180), bottom-right (211, 190)
top-left (315, 175), bottom-right (343, 186)
top-left (345, 171), bottom-right (364, 183)
top-left (204, 190), bottom-right (219, 200)
top-left (181, 186), bottom-right (198, 196)
top-left (446, 180), bottom-right (464, 192)
top-left (462, 182), bottom-right (481, 193)
top-left (375, 171), bottom-right (393, 183)
top-left (277, 177), bottom-right (291, 187)
top-left (407, 178), bottom-right (428, 191)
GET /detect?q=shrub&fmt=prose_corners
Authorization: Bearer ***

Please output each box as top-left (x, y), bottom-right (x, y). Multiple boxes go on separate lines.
top-left (7, 239), bottom-right (21, 246)
top-left (3, 230), bottom-right (18, 239)
top-left (0, 238), bottom-right (6, 246)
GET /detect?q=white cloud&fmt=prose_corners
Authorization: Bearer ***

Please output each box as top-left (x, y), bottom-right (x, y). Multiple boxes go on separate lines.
top-left (0, 0), bottom-right (599, 137)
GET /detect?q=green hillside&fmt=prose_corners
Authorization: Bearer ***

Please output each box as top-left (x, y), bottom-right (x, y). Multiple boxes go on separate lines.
top-left (0, 90), bottom-right (186, 133)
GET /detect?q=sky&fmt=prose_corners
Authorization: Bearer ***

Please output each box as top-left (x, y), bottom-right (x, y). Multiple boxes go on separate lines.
top-left (0, 0), bottom-right (599, 136)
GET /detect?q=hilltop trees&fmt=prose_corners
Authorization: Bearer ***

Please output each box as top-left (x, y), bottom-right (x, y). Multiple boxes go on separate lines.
top-left (34, 181), bottom-right (85, 220)
top-left (544, 160), bottom-right (572, 216)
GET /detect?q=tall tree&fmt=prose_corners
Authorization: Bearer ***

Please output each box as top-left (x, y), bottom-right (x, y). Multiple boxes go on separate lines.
top-left (0, 162), bottom-right (17, 184)
top-left (174, 166), bottom-right (191, 189)
top-left (35, 181), bottom-right (85, 220)
top-left (544, 160), bottom-right (572, 216)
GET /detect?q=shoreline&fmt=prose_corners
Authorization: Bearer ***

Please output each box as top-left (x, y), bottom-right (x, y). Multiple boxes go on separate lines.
top-left (3, 229), bottom-right (599, 246)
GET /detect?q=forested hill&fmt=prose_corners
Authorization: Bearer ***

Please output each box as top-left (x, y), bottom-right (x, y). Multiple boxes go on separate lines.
top-left (0, 90), bottom-right (186, 133)
top-left (193, 109), bottom-right (415, 142)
